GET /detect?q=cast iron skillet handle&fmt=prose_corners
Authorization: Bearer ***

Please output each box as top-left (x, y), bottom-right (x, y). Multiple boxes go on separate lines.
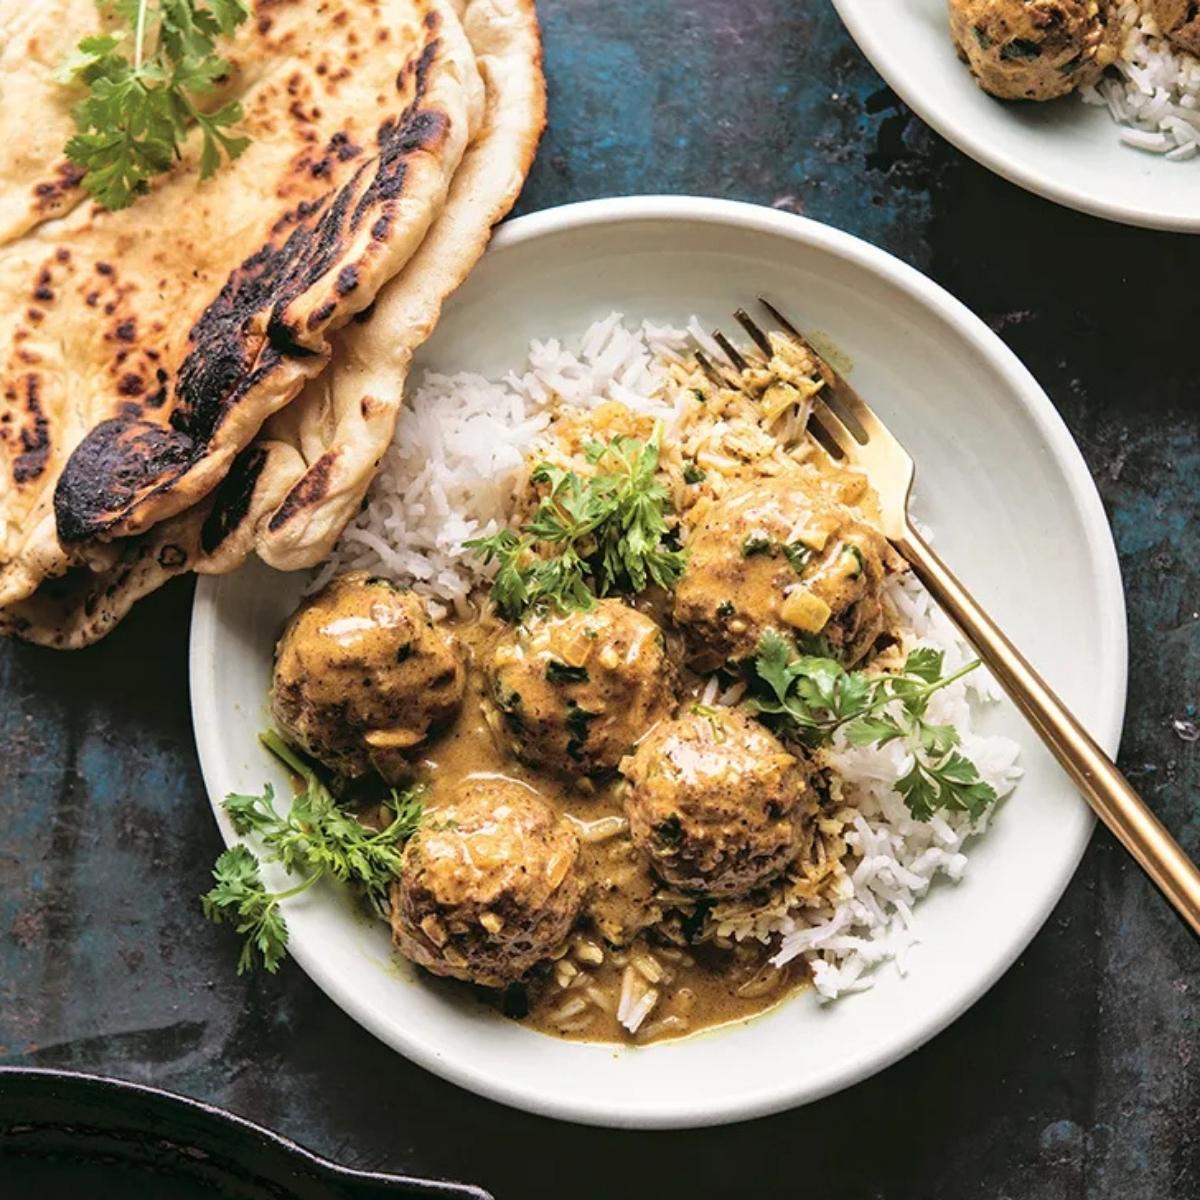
top-left (897, 525), bottom-right (1200, 937)
top-left (0, 1068), bottom-right (495, 1199)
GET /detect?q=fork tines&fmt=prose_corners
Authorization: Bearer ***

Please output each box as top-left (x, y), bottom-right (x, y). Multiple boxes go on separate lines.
top-left (700, 298), bottom-right (881, 454)
top-left (699, 297), bottom-right (804, 379)
top-left (695, 299), bottom-right (914, 539)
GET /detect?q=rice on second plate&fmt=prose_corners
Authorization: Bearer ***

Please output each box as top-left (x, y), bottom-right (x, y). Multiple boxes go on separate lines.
top-left (1084, 2), bottom-right (1200, 160)
top-left (320, 314), bottom-right (1022, 1008)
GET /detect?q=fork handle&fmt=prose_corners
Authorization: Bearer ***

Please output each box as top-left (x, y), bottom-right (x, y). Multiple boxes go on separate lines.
top-left (895, 525), bottom-right (1200, 936)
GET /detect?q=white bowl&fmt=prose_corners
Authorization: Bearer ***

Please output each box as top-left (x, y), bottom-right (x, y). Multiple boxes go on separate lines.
top-left (190, 196), bottom-right (1127, 1128)
top-left (833, 0), bottom-right (1200, 233)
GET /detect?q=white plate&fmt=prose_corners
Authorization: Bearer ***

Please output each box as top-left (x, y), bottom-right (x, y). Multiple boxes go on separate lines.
top-left (833, 0), bottom-right (1200, 232)
top-left (190, 196), bottom-right (1127, 1128)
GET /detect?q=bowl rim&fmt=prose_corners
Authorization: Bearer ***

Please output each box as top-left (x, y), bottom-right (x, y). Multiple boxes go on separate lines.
top-left (190, 195), bottom-right (1128, 1127)
top-left (831, 0), bottom-right (1200, 234)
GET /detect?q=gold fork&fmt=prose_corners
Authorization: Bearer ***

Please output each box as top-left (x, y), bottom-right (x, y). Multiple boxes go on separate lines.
top-left (703, 299), bottom-right (1200, 936)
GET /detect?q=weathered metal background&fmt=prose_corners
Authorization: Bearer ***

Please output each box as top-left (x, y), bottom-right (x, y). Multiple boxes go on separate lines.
top-left (1, 2), bottom-right (1196, 1196)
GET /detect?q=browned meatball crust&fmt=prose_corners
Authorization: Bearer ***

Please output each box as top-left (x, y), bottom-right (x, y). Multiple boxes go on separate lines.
top-left (947, 0), bottom-right (1117, 101)
top-left (391, 779), bottom-right (585, 986)
top-left (673, 476), bottom-right (898, 669)
top-left (621, 707), bottom-right (817, 898)
top-left (485, 600), bottom-right (676, 776)
top-left (1153, 0), bottom-right (1200, 56)
top-left (271, 572), bottom-right (465, 782)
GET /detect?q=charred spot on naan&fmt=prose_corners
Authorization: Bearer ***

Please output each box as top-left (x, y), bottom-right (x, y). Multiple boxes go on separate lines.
top-left (29, 162), bottom-right (87, 227)
top-left (266, 448), bottom-right (340, 534)
top-left (300, 130), bottom-right (365, 180)
top-left (55, 417), bottom-right (194, 543)
top-left (5, 375), bottom-right (52, 486)
top-left (200, 444), bottom-right (272, 557)
top-left (52, 32), bottom-right (453, 546)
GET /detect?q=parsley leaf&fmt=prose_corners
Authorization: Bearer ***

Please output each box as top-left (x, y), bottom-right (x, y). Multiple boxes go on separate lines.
top-left (902, 646), bottom-right (945, 684)
top-left (201, 845), bottom-right (289, 975)
top-left (201, 730), bottom-right (423, 973)
top-left (465, 424), bottom-right (687, 620)
top-left (59, 0), bottom-right (251, 209)
top-left (744, 632), bottom-right (997, 822)
top-left (897, 750), bottom-right (997, 822)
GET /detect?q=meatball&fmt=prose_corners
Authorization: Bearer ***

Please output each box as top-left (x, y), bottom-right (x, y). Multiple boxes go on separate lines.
top-left (622, 707), bottom-right (816, 898)
top-left (271, 572), bottom-right (465, 781)
top-left (1152, 0), bottom-right (1200, 56)
top-left (947, 0), bottom-right (1117, 102)
top-left (673, 475), bottom-right (897, 669)
top-left (485, 600), bottom-right (675, 776)
top-left (390, 779), bottom-right (585, 986)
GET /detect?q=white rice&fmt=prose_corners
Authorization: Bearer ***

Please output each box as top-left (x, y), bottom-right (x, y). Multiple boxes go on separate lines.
top-left (768, 572), bottom-right (1021, 999)
top-left (1082, 3), bottom-right (1200, 159)
top-left (322, 315), bottom-right (1022, 1011)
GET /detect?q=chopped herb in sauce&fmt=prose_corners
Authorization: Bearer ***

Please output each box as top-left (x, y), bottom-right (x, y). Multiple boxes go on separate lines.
top-left (546, 659), bottom-right (589, 685)
top-left (565, 702), bottom-right (599, 759)
top-left (783, 542), bottom-right (811, 573)
top-left (1000, 38), bottom-right (1042, 61)
top-left (682, 462), bottom-right (706, 485)
top-left (494, 682), bottom-right (525, 731)
top-left (741, 534), bottom-right (773, 557)
top-left (843, 543), bottom-right (866, 579)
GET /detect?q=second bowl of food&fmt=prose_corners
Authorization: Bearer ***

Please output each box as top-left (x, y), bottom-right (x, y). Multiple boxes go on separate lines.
top-left (833, 0), bottom-right (1200, 232)
top-left (190, 196), bottom-right (1126, 1128)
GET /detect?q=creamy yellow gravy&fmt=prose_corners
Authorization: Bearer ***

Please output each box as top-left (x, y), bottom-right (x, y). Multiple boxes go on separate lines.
top-left (396, 614), bottom-right (806, 1045)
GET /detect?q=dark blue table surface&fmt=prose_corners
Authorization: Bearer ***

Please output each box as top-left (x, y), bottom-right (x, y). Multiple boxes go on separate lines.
top-left (2, 3), bottom-right (1197, 1197)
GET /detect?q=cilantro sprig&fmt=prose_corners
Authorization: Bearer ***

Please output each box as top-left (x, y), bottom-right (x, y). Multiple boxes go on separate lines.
top-left (465, 424), bottom-right (687, 621)
top-left (201, 730), bottom-right (423, 974)
top-left (58, 0), bottom-right (252, 210)
top-left (746, 631), bottom-right (998, 822)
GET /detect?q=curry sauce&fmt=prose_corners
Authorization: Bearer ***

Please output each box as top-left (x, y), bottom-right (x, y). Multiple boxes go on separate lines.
top-left (399, 617), bottom-right (808, 1044)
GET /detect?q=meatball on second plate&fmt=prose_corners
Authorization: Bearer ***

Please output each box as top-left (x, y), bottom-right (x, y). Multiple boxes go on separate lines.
top-left (391, 779), bottom-right (585, 987)
top-left (271, 572), bottom-right (465, 782)
top-left (1152, 0), bottom-right (1200, 57)
top-left (947, 0), bottom-right (1117, 102)
top-left (622, 707), bottom-right (818, 898)
top-left (485, 599), bottom-right (676, 776)
top-left (673, 475), bottom-right (899, 669)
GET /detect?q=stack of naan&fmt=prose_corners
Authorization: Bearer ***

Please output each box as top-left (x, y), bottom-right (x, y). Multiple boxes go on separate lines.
top-left (0, 0), bottom-right (544, 647)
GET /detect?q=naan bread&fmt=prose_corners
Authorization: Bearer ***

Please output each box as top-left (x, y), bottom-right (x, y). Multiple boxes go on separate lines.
top-left (0, 0), bottom-right (544, 648)
top-left (205, 0), bottom-right (546, 573)
top-left (0, 0), bottom-right (484, 610)
top-left (0, 0), bottom-right (96, 245)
